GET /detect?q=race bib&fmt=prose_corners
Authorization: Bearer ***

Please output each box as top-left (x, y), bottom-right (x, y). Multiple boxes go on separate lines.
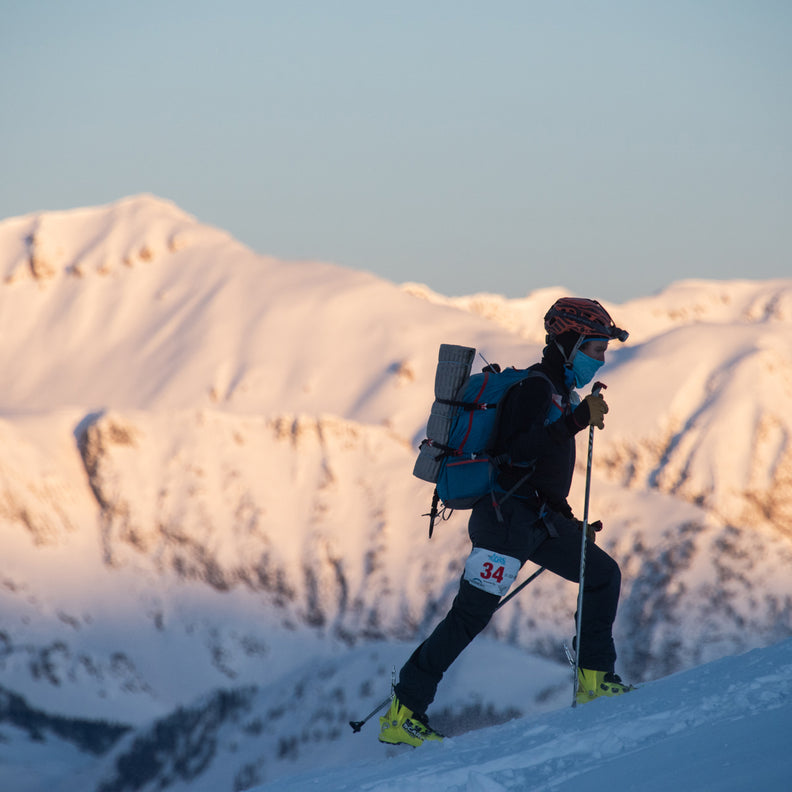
top-left (464, 548), bottom-right (521, 597)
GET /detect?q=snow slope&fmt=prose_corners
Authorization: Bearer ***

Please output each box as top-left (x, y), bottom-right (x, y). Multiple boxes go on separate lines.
top-left (251, 637), bottom-right (792, 792)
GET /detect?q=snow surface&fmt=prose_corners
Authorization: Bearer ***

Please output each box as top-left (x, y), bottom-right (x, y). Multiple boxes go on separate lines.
top-left (251, 637), bottom-right (792, 792)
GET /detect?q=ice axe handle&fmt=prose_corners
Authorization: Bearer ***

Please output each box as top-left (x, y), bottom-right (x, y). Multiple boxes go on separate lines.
top-left (592, 381), bottom-right (607, 396)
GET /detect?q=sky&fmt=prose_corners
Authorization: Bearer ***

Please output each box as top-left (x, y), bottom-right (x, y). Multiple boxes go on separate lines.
top-left (1, 1), bottom-right (790, 304)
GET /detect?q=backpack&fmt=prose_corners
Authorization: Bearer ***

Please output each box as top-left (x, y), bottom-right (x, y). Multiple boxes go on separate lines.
top-left (413, 344), bottom-right (549, 536)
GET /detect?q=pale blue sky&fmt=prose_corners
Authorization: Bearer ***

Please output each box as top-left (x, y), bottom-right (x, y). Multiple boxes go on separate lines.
top-left (2, 1), bottom-right (790, 303)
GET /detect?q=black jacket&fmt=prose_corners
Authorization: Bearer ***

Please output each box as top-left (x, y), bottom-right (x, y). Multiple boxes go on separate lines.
top-left (491, 348), bottom-right (590, 516)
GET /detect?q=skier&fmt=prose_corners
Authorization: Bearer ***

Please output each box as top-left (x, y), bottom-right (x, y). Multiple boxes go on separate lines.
top-left (380, 297), bottom-right (633, 746)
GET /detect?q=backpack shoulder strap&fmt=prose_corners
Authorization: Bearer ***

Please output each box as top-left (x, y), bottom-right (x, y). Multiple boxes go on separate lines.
top-left (485, 368), bottom-right (556, 454)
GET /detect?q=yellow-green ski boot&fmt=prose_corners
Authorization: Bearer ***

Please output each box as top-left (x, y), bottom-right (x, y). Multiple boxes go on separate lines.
top-left (576, 668), bottom-right (635, 704)
top-left (378, 696), bottom-right (444, 747)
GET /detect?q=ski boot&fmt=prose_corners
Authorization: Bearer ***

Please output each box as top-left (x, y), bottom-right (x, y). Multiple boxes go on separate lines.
top-left (378, 696), bottom-right (443, 747)
top-left (576, 668), bottom-right (635, 705)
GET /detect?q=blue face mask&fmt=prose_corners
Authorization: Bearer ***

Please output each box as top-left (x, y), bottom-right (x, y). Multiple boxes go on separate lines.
top-left (570, 351), bottom-right (604, 388)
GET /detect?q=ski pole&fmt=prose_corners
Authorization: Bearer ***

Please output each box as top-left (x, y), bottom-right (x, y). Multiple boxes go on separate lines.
top-left (350, 563), bottom-right (546, 733)
top-left (349, 694), bottom-right (392, 733)
top-left (494, 566), bottom-right (545, 611)
top-left (571, 381), bottom-right (606, 708)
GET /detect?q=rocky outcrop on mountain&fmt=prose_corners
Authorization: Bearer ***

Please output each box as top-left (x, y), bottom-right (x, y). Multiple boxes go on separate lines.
top-left (0, 419), bottom-right (78, 546)
top-left (75, 408), bottom-right (467, 642)
top-left (0, 684), bottom-right (130, 754)
top-left (96, 688), bottom-right (256, 792)
top-left (72, 406), bottom-right (792, 684)
top-left (596, 319), bottom-right (792, 541)
top-left (90, 643), bottom-right (568, 792)
top-left (0, 195), bottom-right (226, 285)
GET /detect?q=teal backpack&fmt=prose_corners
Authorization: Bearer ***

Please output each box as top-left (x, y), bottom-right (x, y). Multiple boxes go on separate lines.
top-left (413, 345), bottom-right (549, 535)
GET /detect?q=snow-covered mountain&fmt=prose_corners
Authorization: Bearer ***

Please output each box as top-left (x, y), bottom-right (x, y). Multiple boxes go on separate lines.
top-left (0, 195), bottom-right (790, 791)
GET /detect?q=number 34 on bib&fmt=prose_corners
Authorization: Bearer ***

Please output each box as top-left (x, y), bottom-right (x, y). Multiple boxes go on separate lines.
top-left (463, 548), bottom-right (520, 597)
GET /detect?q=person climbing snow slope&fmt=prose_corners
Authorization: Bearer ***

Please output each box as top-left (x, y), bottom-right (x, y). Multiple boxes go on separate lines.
top-left (380, 297), bottom-right (634, 746)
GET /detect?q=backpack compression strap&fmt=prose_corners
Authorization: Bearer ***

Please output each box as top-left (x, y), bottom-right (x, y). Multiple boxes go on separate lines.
top-left (435, 398), bottom-right (497, 411)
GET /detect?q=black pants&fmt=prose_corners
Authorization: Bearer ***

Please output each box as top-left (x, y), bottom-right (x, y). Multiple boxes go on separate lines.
top-left (395, 497), bottom-right (621, 716)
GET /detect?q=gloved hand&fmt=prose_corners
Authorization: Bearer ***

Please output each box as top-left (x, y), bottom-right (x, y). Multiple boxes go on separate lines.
top-left (575, 519), bottom-right (603, 543)
top-left (575, 393), bottom-right (609, 429)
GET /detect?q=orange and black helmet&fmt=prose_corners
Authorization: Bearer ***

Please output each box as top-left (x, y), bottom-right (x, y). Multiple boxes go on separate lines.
top-left (544, 298), bottom-right (628, 343)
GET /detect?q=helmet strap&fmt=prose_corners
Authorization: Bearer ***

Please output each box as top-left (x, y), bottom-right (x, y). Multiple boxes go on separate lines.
top-left (555, 335), bottom-right (586, 368)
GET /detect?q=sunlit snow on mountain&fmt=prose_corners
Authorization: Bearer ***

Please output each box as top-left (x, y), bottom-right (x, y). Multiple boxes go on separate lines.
top-left (0, 196), bottom-right (789, 791)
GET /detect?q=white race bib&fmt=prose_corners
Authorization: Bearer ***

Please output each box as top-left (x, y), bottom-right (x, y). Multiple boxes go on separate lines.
top-left (464, 548), bottom-right (521, 597)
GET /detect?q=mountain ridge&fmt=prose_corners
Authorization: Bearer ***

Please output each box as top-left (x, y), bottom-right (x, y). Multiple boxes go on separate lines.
top-left (0, 195), bottom-right (790, 790)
